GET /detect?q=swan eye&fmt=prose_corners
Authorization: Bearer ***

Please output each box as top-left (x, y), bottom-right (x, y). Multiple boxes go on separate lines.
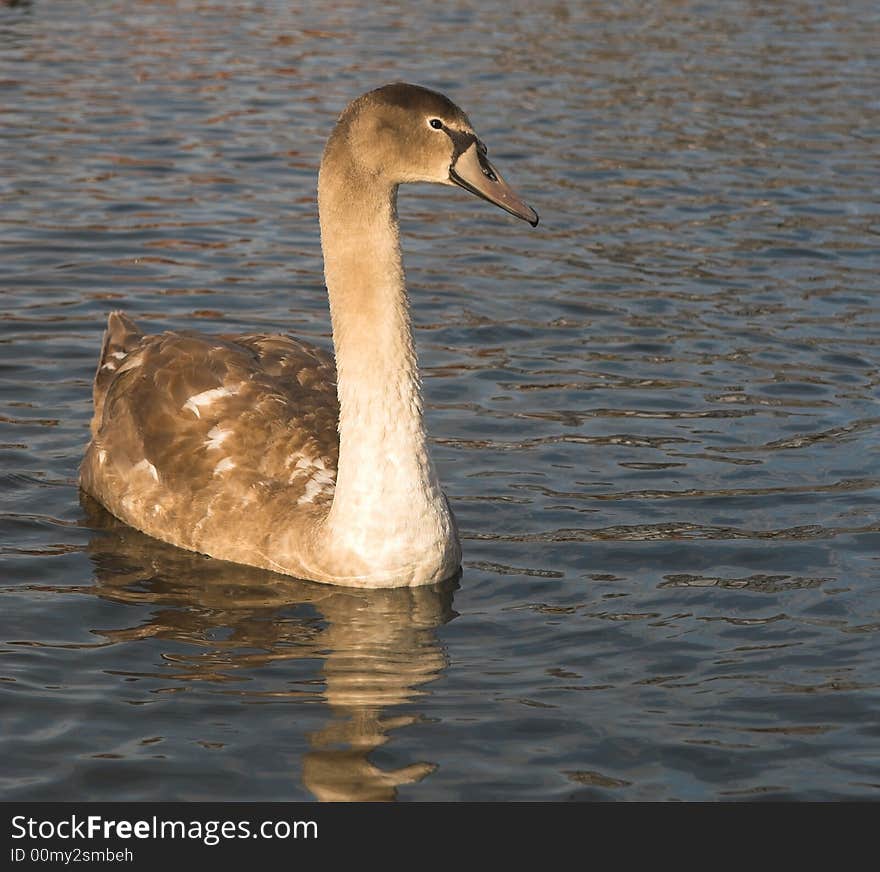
top-left (428, 118), bottom-right (444, 130)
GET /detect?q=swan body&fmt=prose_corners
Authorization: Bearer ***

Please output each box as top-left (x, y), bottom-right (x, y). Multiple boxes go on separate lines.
top-left (80, 83), bottom-right (537, 588)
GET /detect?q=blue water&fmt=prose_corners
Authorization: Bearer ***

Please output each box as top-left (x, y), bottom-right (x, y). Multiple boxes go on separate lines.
top-left (1, 0), bottom-right (879, 800)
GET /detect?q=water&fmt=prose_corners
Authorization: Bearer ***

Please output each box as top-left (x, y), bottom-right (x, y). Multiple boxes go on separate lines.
top-left (1, 0), bottom-right (879, 801)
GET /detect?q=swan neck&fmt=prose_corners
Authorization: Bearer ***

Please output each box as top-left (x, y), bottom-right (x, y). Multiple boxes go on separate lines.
top-left (317, 155), bottom-right (445, 557)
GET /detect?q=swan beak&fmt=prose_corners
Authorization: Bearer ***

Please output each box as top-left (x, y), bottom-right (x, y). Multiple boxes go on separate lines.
top-left (450, 140), bottom-right (539, 226)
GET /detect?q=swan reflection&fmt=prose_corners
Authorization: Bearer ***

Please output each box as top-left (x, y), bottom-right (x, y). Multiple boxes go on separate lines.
top-left (82, 495), bottom-right (458, 800)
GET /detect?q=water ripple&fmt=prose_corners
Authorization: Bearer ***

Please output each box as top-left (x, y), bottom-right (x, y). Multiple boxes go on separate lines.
top-left (2, 0), bottom-right (879, 801)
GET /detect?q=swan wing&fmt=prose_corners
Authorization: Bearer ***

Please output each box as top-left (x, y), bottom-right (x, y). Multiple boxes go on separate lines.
top-left (81, 313), bottom-right (339, 556)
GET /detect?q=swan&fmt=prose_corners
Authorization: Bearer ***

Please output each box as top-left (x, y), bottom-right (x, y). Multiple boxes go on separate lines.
top-left (80, 83), bottom-right (538, 588)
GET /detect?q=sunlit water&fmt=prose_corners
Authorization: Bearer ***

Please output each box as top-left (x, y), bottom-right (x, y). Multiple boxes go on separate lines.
top-left (2, 0), bottom-right (879, 800)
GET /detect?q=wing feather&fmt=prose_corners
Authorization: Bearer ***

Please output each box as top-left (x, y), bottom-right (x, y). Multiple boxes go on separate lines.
top-left (81, 313), bottom-right (340, 556)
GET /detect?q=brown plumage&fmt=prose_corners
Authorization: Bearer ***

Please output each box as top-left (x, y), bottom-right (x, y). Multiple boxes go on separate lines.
top-left (82, 312), bottom-right (339, 570)
top-left (80, 83), bottom-right (537, 587)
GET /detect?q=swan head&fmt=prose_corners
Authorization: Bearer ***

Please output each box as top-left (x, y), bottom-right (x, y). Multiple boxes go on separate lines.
top-left (327, 82), bottom-right (539, 227)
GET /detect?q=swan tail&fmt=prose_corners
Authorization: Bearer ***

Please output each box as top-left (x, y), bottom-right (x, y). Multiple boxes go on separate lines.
top-left (90, 311), bottom-right (144, 437)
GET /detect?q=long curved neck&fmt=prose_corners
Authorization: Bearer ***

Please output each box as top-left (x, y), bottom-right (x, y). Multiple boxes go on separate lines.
top-left (317, 152), bottom-right (449, 571)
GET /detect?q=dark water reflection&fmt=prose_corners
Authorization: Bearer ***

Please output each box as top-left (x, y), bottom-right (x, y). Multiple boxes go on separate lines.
top-left (78, 498), bottom-right (455, 802)
top-left (2, 0), bottom-right (880, 799)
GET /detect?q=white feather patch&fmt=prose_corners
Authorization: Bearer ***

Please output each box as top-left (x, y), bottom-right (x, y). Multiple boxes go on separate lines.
top-left (115, 352), bottom-right (145, 375)
top-left (132, 458), bottom-right (159, 481)
top-left (183, 386), bottom-right (234, 418)
top-left (213, 457), bottom-right (236, 476)
top-left (204, 426), bottom-right (232, 451)
top-left (296, 467), bottom-right (335, 504)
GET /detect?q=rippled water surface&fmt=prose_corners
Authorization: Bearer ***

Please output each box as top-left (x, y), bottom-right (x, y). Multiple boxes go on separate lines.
top-left (2, 0), bottom-right (879, 800)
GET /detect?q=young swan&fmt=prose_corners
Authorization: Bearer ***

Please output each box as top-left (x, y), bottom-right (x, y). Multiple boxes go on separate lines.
top-left (80, 83), bottom-right (538, 588)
